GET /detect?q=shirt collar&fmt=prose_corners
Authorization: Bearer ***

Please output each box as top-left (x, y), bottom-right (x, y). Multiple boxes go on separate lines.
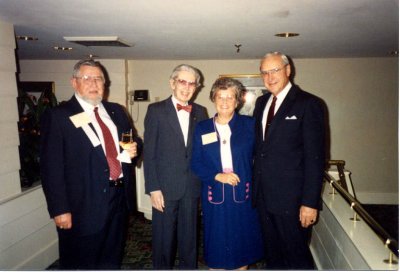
top-left (275, 81), bottom-right (292, 101)
top-left (75, 93), bottom-right (103, 113)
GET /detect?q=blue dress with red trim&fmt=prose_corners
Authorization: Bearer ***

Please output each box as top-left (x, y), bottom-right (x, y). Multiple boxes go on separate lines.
top-left (191, 113), bottom-right (264, 269)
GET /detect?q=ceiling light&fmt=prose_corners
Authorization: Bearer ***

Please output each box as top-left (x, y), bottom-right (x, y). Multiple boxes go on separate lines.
top-left (16, 35), bottom-right (38, 41)
top-left (53, 46), bottom-right (73, 51)
top-left (389, 50), bottom-right (398, 56)
top-left (63, 36), bottom-right (132, 47)
top-left (275, 32), bottom-right (299, 38)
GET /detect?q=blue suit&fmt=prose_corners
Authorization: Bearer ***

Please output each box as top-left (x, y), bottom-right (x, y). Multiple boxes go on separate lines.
top-left (192, 113), bottom-right (264, 269)
top-left (40, 95), bottom-right (142, 269)
top-left (253, 85), bottom-right (325, 269)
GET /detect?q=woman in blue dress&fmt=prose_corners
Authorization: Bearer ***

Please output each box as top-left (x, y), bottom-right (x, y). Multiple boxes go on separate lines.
top-left (192, 77), bottom-right (264, 270)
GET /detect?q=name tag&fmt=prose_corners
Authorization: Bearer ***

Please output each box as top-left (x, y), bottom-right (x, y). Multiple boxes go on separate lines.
top-left (201, 132), bottom-right (218, 145)
top-left (69, 112), bottom-right (100, 147)
top-left (69, 112), bottom-right (91, 128)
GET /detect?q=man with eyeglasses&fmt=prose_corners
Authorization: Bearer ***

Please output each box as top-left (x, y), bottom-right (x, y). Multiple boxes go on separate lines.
top-left (144, 64), bottom-right (207, 269)
top-left (252, 52), bottom-right (326, 269)
top-left (40, 59), bottom-right (142, 269)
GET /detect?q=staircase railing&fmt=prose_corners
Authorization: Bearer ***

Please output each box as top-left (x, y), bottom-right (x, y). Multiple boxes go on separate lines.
top-left (324, 160), bottom-right (398, 264)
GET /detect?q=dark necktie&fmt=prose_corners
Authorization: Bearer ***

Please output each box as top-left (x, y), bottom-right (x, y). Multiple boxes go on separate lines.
top-left (264, 96), bottom-right (277, 141)
top-left (94, 107), bottom-right (121, 180)
top-left (177, 103), bottom-right (192, 113)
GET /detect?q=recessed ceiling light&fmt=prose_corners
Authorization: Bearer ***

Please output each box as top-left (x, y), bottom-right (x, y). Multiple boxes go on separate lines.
top-left (275, 32), bottom-right (299, 38)
top-left (16, 35), bottom-right (38, 41)
top-left (53, 46), bottom-right (73, 51)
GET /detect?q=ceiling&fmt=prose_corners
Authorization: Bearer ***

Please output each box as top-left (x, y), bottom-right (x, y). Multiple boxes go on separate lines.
top-left (0, 0), bottom-right (398, 60)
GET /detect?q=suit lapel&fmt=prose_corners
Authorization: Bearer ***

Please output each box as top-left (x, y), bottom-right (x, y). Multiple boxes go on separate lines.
top-left (255, 94), bottom-right (270, 140)
top-left (266, 86), bottom-right (297, 141)
top-left (186, 103), bottom-right (198, 151)
top-left (165, 97), bottom-right (186, 146)
top-left (68, 96), bottom-right (108, 164)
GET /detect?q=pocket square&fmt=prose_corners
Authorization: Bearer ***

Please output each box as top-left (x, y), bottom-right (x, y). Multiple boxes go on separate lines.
top-left (285, 115), bottom-right (297, 120)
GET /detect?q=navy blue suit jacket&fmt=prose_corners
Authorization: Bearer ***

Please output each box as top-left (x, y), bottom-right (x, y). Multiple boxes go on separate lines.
top-left (143, 96), bottom-right (208, 200)
top-left (40, 95), bottom-right (141, 236)
top-left (191, 113), bottom-right (255, 205)
top-left (252, 85), bottom-right (325, 215)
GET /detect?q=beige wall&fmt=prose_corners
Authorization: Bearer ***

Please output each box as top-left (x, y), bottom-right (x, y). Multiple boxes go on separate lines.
top-left (0, 20), bottom-right (21, 201)
top-left (128, 58), bottom-right (398, 204)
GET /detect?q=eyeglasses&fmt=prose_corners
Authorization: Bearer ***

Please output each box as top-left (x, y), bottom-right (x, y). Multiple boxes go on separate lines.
top-left (260, 65), bottom-right (287, 76)
top-left (175, 78), bottom-right (198, 88)
top-left (215, 95), bottom-right (235, 102)
top-left (75, 75), bottom-right (105, 84)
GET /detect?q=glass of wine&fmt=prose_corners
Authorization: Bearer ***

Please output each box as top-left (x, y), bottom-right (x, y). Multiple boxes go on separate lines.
top-left (121, 130), bottom-right (133, 145)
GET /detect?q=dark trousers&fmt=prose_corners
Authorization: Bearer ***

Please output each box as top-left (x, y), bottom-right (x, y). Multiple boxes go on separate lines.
top-left (151, 197), bottom-right (199, 270)
top-left (58, 188), bottom-right (128, 270)
top-left (257, 198), bottom-right (315, 270)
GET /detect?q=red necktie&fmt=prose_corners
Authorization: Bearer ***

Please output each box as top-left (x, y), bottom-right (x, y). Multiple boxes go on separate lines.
top-left (94, 107), bottom-right (122, 180)
top-left (177, 103), bottom-right (192, 113)
top-left (264, 96), bottom-right (277, 141)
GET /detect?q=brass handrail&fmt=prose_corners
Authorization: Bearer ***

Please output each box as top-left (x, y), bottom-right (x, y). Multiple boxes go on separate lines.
top-left (323, 171), bottom-right (399, 257)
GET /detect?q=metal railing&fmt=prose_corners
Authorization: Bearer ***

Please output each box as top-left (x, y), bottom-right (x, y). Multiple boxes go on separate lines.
top-left (324, 160), bottom-right (398, 264)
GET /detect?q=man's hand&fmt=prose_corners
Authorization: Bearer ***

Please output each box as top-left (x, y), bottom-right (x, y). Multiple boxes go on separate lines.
top-left (120, 141), bottom-right (138, 158)
top-left (150, 190), bottom-right (165, 212)
top-left (299, 205), bottom-right (318, 228)
top-left (54, 213), bottom-right (72, 229)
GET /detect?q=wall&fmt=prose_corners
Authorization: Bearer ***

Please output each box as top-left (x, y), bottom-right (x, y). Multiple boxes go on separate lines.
top-left (19, 59), bottom-right (129, 107)
top-left (0, 20), bottom-right (58, 270)
top-left (0, 20), bottom-right (21, 201)
top-left (128, 58), bottom-right (398, 204)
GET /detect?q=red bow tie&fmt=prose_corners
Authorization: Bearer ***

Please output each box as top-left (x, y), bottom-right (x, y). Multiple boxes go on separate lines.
top-left (177, 104), bottom-right (192, 113)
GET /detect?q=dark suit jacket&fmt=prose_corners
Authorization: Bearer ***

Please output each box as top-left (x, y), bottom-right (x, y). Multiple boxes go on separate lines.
top-left (40, 95), bottom-right (141, 236)
top-left (252, 85), bottom-right (325, 215)
top-left (143, 96), bottom-right (208, 200)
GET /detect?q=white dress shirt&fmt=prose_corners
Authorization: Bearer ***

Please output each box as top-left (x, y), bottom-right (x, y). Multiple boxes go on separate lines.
top-left (171, 96), bottom-right (190, 146)
top-left (75, 94), bottom-right (123, 177)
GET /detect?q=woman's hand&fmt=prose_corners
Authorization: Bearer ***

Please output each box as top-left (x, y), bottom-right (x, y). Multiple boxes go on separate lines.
top-left (215, 173), bottom-right (240, 186)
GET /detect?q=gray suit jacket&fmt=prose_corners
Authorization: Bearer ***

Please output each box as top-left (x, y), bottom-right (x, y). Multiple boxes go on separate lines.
top-left (143, 96), bottom-right (208, 200)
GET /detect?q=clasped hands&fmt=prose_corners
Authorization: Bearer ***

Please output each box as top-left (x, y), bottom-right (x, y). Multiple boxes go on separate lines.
top-left (215, 172), bottom-right (240, 186)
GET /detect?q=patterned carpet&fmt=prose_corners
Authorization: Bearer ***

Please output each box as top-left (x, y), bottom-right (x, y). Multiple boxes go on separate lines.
top-left (121, 211), bottom-right (265, 270)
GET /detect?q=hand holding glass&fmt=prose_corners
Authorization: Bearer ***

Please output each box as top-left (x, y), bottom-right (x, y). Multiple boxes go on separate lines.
top-left (120, 130), bottom-right (137, 158)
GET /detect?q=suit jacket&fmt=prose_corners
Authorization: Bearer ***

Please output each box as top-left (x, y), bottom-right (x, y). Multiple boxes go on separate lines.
top-left (191, 113), bottom-right (255, 205)
top-left (143, 96), bottom-right (208, 200)
top-left (252, 85), bottom-right (325, 215)
top-left (40, 95), bottom-right (142, 236)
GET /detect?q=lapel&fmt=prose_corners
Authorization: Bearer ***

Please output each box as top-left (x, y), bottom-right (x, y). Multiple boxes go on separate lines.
top-left (68, 96), bottom-right (108, 164)
top-left (103, 102), bottom-right (124, 153)
top-left (255, 94), bottom-right (270, 140)
top-left (265, 86), bottom-right (298, 142)
top-left (164, 97), bottom-right (186, 147)
top-left (186, 102), bottom-right (198, 151)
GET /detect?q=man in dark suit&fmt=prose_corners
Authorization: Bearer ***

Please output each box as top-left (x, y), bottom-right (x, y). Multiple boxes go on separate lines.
top-left (253, 52), bottom-right (325, 269)
top-left (40, 59), bottom-right (142, 269)
top-left (144, 64), bottom-right (208, 269)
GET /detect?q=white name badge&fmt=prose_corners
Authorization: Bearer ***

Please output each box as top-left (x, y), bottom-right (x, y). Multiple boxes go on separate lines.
top-left (201, 132), bottom-right (218, 145)
top-left (69, 112), bottom-right (91, 128)
top-left (69, 112), bottom-right (101, 147)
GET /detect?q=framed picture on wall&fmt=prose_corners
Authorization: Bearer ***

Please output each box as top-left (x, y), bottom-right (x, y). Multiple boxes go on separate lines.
top-left (219, 74), bottom-right (267, 116)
